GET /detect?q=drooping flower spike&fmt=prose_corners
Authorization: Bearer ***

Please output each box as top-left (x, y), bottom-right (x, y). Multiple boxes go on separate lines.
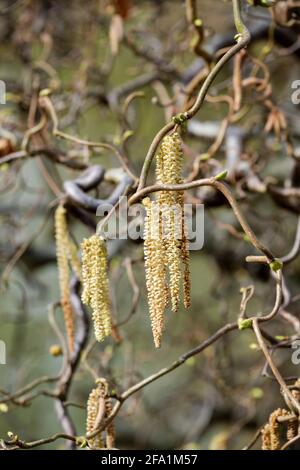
top-left (81, 234), bottom-right (112, 342)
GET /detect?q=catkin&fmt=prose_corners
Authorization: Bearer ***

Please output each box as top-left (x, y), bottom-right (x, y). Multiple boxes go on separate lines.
top-left (143, 132), bottom-right (191, 347)
top-left (143, 198), bottom-right (168, 348)
top-left (86, 380), bottom-right (115, 450)
top-left (269, 409), bottom-right (282, 450)
top-left (262, 408), bottom-right (289, 450)
top-left (287, 420), bottom-right (297, 441)
top-left (81, 235), bottom-right (112, 342)
top-left (55, 205), bottom-right (76, 352)
top-left (158, 133), bottom-right (185, 312)
top-left (261, 423), bottom-right (271, 450)
top-left (86, 387), bottom-right (104, 449)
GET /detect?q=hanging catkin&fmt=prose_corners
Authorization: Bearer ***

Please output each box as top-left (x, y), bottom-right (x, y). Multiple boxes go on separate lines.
top-left (143, 197), bottom-right (168, 348)
top-left (143, 132), bottom-right (191, 347)
top-left (55, 205), bottom-right (77, 353)
top-left (158, 133), bottom-right (184, 312)
top-left (269, 409), bottom-right (281, 450)
top-left (81, 235), bottom-right (112, 341)
top-left (86, 379), bottom-right (115, 450)
top-left (105, 395), bottom-right (115, 449)
top-left (86, 387), bottom-right (105, 449)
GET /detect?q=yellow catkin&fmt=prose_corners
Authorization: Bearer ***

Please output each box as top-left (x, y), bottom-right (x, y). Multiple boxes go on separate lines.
top-left (81, 235), bottom-right (112, 342)
top-left (86, 387), bottom-right (104, 449)
top-left (182, 223), bottom-right (191, 309)
top-left (143, 133), bottom-right (191, 346)
top-left (55, 205), bottom-right (75, 353)
top-left (143, 198), bottom-right (168, 348)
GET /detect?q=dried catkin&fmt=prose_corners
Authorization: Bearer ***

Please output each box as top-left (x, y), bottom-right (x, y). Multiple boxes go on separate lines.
top-left (86, 387), bottom-right (104, 449)
top-left (158, 134), bottom-right (182, 311)
top-left (287, 420), bottom-right (297, 441)
top-left (55, 205), bottom-right (75, 352)
top-left (143, 132), bottom-right (191, 347)
top-left (269, 409), bottom-right (281, 450)
top-left (262, 408), bottom-right (289, 450)
top-left (81, 235), bottom-right (112, 342)
top-left (105, 396), bottom-right (115, 449)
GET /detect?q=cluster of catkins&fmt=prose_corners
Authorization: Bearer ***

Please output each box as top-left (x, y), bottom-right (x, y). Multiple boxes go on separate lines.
top-left (81, 235), bottom-right (112, 342)
top-left (55, 133), bottom-right (190, 350)
top-left (261, 408), bottom-right (288, 450)
top-left (143, 132), bottom-right (191, 348)
top-left (86, 379), bottom-right (115, 449)
top-left (55, 205), bottom-right (81, 352)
